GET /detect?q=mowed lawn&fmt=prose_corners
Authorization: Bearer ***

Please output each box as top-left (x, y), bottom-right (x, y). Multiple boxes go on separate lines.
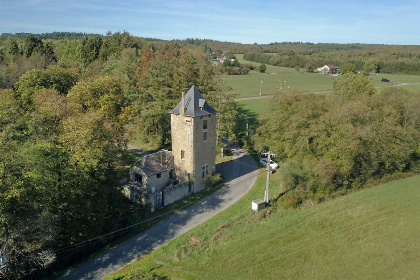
top-left (225, 55), bottom-right (420, 98)
top-left (106, 174), bottom-right (420, 280)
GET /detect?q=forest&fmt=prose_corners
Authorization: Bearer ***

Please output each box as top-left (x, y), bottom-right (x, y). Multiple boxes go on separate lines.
top-left (0, 32), bottom-right (419, 279)
top-left (0, 32), bottom-right (236, 279)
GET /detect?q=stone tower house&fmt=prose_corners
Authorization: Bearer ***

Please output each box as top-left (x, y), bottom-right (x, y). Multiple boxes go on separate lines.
top-left (169, 85), bottom-right (217, 193)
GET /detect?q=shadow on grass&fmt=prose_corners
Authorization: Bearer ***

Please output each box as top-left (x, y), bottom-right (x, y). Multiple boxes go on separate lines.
top-left (236, 104), bottom-right (260, 143)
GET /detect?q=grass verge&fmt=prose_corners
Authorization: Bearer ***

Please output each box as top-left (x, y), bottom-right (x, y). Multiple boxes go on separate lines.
top-left (105, 174), bottom-right (420, 280)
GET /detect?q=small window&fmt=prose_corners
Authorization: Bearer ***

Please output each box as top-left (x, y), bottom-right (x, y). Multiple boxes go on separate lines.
top-left (156, 172), bottom-right (161, 179)
top-left (181, 150), bottom-right (185, 159)
top-left (202, 164), bottom-right (209, 178)
top-left (203, 119), bottom-right (208, 130)
top-left (203, 132), bottom-right (207, 141)
top-left (134, 173), bottom-right (142, 183)
top-left (169, 168), bottom-right (174, 178)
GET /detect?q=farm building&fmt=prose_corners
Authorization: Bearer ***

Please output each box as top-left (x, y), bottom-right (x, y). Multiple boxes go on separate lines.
top-left (317, 64), bottom-right (340, 74)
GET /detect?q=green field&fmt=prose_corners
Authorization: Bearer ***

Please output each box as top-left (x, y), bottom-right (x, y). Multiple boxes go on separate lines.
top-left (225, 55), bottom-right (420, 98)
top-left (106, 173), bottom-right (420, 280)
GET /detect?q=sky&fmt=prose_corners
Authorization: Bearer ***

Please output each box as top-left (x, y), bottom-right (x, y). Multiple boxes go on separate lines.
top-left (1, 0), bottom-right (419, 45)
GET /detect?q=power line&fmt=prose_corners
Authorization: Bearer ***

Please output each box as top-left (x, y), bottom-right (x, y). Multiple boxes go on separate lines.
top-left (53, 158), bottom-right (262, 255)
top-left (1, 155), bottom-right (264, 273)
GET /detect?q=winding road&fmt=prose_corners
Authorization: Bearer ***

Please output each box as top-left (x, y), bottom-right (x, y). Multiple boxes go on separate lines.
top-left (59, 147), bottom-right (258, 280)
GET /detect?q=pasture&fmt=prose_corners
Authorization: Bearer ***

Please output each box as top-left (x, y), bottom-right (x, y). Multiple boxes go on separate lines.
top-left (225, 55), bottom-right (420, 98)
top-left (105, 173), bottom-right (420, 280)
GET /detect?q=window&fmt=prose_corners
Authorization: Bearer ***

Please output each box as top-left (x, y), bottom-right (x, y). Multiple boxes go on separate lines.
top-left (202, 164), bottom-right (209, 178)
top-left (203, 119), bottom-right (208, 130)
top-left (203, 131), bottom-right (207, 141)
top-left (169, 168), bottom-right (174, 178)
top-left (181, 150), bottom-right (185, 159)
top-left (156, 172), bottom-right (161, 179)
top-left (134, 173), bottom-right (142, 183)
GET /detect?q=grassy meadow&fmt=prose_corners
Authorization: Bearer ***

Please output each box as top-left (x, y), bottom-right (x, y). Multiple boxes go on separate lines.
top-left (224, 55), bottom-right (420, 99)
top-left (106, 173), bottom-right (420, 280)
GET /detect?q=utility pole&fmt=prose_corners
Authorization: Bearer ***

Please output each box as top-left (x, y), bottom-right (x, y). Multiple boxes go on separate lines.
top-left (261, 150), bottom-right (276, 203)
top-left (240, 114), bottom-right (249, 140)
top-left (245, 115), bottom-right (249, 139)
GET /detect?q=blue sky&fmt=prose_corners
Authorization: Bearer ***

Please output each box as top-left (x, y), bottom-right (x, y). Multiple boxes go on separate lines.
top-left (1, 0), bottom-right (419, 44)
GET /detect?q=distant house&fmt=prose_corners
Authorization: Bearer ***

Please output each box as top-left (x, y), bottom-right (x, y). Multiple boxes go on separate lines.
top-left (216, 55), bottom-right (228, 63)
top-left (318, 64), bottom-right (340, 74)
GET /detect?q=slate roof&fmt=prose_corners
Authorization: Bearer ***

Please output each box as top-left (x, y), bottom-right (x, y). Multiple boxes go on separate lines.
top-left (133, 150), bottom-right (173, 176)
top-left (169, 85), bottom-right (217, 117)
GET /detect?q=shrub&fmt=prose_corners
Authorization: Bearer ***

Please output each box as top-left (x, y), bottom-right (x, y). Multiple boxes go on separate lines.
top-left (202, 173), bottom-right (222, 188)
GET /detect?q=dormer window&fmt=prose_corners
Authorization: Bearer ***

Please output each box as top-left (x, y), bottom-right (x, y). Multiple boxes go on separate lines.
top-left (199, 99), bottom-right (206, 110)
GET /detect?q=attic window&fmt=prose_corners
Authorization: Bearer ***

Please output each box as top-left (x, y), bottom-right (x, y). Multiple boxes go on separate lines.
top-left (199, 99), bottom-right (206, 109)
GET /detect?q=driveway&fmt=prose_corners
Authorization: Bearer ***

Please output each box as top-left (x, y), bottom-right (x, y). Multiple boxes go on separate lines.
top-left (59, 147), bottom-right (258, 280)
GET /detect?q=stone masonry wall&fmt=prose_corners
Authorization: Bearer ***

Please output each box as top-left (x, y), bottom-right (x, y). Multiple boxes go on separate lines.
top-left (171, 113), bottom-right (216, 193)
top-left (192, 113), bottom-right (216, 192)
top-left (163, 182), bottom-right (192, 206)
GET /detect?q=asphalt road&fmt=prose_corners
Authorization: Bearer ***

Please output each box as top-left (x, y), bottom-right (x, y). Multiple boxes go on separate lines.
top-left (58, 147), bottom-right (258, 280)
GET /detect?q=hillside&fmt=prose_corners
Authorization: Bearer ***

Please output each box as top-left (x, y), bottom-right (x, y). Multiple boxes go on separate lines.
top-left (106, 174), bottom-right (420, 279)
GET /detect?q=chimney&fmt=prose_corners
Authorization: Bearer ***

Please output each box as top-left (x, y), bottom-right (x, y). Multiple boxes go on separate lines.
top-left (180, 92), bottom-right (185, 116)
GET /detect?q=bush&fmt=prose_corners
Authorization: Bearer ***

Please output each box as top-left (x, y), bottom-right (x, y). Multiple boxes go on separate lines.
top-left (203, 173), bottom-right (222, 188)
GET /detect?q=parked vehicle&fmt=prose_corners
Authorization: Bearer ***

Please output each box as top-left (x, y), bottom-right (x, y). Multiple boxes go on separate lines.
top-left (259, 158), bottom-right (279, 169)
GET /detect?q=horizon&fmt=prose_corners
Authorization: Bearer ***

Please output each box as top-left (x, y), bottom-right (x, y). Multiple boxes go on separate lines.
top-left (1, 0), bottom-right (419, 45)
top-left (1, 31), bottom-right (419, 47)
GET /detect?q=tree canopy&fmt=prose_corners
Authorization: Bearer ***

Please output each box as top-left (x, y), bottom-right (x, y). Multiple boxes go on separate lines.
top-left (254, 88), bottom-right (420, 207)
top-left (333, 73), bottom-right (376, 98)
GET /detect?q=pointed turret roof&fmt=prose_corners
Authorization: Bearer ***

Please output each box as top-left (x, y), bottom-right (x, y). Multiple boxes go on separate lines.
top-left (169, 85), bottom-right (217, 117)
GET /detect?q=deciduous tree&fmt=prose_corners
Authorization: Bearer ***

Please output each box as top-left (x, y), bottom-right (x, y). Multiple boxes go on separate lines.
top-left (333, 73), bottom-right (376, 99)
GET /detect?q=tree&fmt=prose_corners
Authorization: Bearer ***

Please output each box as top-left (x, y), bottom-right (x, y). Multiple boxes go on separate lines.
top-left (134, 43), bottom-right (235, 146)
top-left (340, 62), bottom-right (357, 74)
top-left (259, 64), bottom-right (267, 73)
top-left (363, 58), bottom-right (379, 74)
top-left (81, 35), bottom-right (103, 66)
top-left (333, 73), bottom-right (376, 99)
top-left (232, 59), bottom-right (240, 67)
top-left (24, 35), bottom-right (44, 58)
top-left (223, 59), bottom-right (232, 67)
top-left (8, 39), bottom-right (20, 56)
top-left (14, 65), bottom-right (79, 109)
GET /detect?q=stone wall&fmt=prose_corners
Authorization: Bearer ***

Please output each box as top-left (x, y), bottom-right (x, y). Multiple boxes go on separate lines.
top-left (171, 114), bottom-right (194, 185)
top-left (192, 113), bottom-right (217, 192)
top-left (163, 181), bottom-right (192, 206)
top-left (171, 113), bottom-right (216, 193)
top-left (122, 183), bottom-right (147, 204)
top-left (145, 181), bottom-right (192, 211)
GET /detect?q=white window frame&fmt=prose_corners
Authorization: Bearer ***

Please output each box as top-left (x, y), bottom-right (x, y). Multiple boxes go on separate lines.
top-left (202, 164), bottom-right (209, 178)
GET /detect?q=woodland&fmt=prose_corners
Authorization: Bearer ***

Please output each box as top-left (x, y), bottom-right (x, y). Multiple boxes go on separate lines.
top-left (0, 32), bottom-right (419, 279)
top-left (0, 32), bottom-right (236, 279)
